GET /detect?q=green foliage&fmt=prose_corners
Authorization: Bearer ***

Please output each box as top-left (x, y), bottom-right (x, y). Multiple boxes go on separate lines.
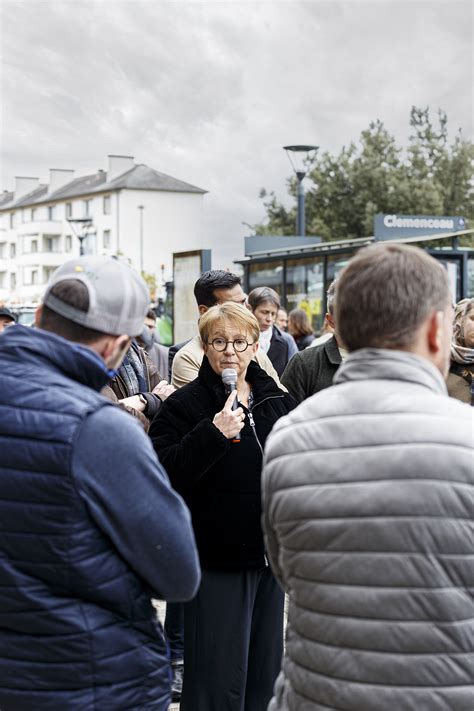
top-left (256, 107), bottom-right (474, 242)
top-left (141, 271), bottom-right (158, 301)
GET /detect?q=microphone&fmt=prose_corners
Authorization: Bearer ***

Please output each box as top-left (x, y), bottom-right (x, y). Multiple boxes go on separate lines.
top-left (221, 368), bottom-right (240, 442)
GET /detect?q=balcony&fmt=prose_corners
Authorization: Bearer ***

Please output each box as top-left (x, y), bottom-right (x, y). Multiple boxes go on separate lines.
top-left (16, 220), bottom-right (62, 236)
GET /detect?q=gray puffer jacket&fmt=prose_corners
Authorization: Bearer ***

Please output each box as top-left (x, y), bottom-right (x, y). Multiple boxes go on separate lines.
top-left (263, 349), bottom-right (473, 711)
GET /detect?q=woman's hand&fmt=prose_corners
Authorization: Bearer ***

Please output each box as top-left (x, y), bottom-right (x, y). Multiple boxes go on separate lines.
top-left (212, 390), bottom-right (245, 439)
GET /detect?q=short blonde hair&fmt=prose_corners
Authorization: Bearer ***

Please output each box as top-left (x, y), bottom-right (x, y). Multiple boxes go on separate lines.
top-left (199, 302), bottom-right (260, 345)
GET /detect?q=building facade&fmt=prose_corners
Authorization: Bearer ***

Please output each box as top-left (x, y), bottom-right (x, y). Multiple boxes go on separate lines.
top-left (0, 155), bottom-right (206, 304)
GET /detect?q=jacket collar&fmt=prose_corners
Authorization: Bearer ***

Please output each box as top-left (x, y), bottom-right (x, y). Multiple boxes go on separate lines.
top-left (334, 348), bottom-right (447, 395)
top-left (324, 334), bottom-right (342, 365)
top-left (198, 355), bottom-right (284, 408)
top-left (0, 325), bottom-right (113, 392)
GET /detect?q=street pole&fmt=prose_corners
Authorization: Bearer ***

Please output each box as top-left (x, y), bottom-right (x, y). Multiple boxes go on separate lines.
top-left (138, 205), bottom-right (144, 274)
top-left (296, 172), bottom-right (305, 237)
top-left (283, 146), bottom-right (318, 237)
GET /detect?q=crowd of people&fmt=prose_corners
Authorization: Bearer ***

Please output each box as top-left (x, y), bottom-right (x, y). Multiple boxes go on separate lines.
top-left (0, 244), bottom-right (472, 711)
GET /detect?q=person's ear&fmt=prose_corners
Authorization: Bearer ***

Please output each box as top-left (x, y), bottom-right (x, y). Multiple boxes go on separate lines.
top-left (326, 313), bottom-right (335, 330)
top-left (427, 311), bottom-right (443, 353)
top-left (34, 304), bottom-right (43, 328)
top-left (198, 304), bottom-right (208, 316)
top-left (102, 335), bottom-right (131, 370)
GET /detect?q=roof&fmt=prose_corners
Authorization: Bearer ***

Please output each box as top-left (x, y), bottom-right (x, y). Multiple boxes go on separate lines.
top-left (0, 191), bottom-right (14, 208)
top-left (235, 229), bottom-right (474, 262)
top-left (107, 164), bottom-right (206, 194)
top-left (10, 185), bottom-right (48, 208)
top-left (1, 163), bottom-right (207, 210)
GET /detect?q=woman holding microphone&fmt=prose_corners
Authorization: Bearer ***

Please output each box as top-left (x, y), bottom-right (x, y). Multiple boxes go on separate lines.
top-left (149, 302), bottom-right (294, 711)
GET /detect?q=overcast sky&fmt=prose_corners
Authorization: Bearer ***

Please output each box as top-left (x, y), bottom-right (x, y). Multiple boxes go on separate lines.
top-left (1, 0), bottom-right (472, 269)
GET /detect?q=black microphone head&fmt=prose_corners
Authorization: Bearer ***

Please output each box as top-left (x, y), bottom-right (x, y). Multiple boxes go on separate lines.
top-left (222, 368), bottom-right (238, 386)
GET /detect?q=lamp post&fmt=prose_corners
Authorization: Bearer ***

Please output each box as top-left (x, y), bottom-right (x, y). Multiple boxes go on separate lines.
top-left (283, 145), bottom-right (318, 236)
top-left (137, 205), bottom-right (144, 274)
top-left (66, 217), bottom-right (94, 256)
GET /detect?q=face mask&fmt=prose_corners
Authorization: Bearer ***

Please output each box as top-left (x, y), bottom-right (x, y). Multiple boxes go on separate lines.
top-left (140, 325), bottom-right (153, 348)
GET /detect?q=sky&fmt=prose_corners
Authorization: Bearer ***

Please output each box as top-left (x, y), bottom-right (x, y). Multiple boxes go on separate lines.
top-left (1, 0), bottom-right (472, 270)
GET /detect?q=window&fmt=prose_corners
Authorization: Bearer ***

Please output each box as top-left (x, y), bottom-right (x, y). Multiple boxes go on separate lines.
top-left (43, 267), bottom-right (56, 282)
top-left (23, 236), bottom-right (38, 254)
top-left (48, 206), bottom-right (55, 220)
top-left (43, 235), bottom-right (59, 253)
top-left (0, 272), bottom-right (5, 288)
top-left (468, 255), bottom-right (474, 298)
top-left (286, 257), bottom-right (325, 334)
top-left (103, 195), bottom-right (111, 214)
top-left (66, 203), bottom-right (72, 218)
top-left (65, 235), bottom-right (72, 252)
top-left (21, 209), bottom-right (26, 223)
top-left (326, 254), bottom-right (350, 284)
top-left (248, 260), bottom-right (284, 292)
top-left (9, 213), bottom-right (15, 228)
top-left (9, 243), bottom-right (16, 259)
top-left (103, 229), bottom-right (111, 248)
top-left (23, 267), bottom-right (38, 285)
top-left (10, 272), bottom-right (16, 290)
top-left (83, 200), bottom-right (91, 217)
top-left (31, 208), bottom-right (36, 221)
top-left (0, 242), bottom-right (6, 258)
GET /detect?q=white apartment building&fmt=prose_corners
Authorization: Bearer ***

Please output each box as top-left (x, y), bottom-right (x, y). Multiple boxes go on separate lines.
top-left (0, 155), bottom-right (206, 304)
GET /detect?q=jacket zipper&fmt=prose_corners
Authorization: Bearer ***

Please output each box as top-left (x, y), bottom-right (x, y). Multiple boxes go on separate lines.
top-left (247, 394), bottom-right (284, 456)
top-left (247, 410), bottom-right (264, 456)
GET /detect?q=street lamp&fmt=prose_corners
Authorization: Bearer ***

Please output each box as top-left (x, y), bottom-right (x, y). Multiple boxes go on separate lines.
top-left (137, 205), bottom-right (144, 274)
top-left (66, 217), bottom-right (94, 256)
top-left (283, 145), bottom-right (318, 236)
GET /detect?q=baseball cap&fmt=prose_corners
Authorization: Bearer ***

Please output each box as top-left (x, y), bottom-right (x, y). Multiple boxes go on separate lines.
top-left (43, 256), bottom-right (150, 336)
top-left (0, 307), bottom-right (16, 323)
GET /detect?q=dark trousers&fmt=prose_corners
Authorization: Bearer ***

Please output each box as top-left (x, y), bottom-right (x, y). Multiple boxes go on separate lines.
top-left (164, 602), bottom-right (184, 661)
top-left (180, 566), bottom-right (284, 711)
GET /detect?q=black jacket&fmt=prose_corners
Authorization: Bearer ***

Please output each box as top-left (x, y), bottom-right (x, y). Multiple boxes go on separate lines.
top-left (281, 334), bottom-right (342, 404)
top-left (267, 325), bottom-right (291, 377)
top-left (149, 357), bottom-right (294, 570)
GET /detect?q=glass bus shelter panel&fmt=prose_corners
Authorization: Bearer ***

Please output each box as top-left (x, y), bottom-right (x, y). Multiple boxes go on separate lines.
top-left (248, 260), bottom-right (284, 294)
top-left (467, 255), bottom-right (474, 298)
top-left (326, 254), bottom-right (351, 284)
top-left (286, 257), bottom-right (324, 334)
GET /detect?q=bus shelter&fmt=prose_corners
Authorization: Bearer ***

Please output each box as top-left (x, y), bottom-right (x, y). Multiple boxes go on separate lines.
top-left (235, 230), bottom-right (474, 335)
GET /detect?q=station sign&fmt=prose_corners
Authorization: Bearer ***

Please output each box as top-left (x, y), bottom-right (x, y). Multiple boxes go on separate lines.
top-left (374, 213), bottom-right (467, 240)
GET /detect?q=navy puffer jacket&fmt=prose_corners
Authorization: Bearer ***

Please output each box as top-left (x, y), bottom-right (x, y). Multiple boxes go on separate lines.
top-left (0, 326), bottom-right (200, 710)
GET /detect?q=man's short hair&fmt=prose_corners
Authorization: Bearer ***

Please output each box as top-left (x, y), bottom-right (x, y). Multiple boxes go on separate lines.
top-left (248, 287), bottom-right (280, 311)
top-left (199, 302), bottom-right (260, 346)
top-left (326, 280), bottom-right (337, 316)
top-left (194, 270), bottom-right (242, 308)
top-left (146, 308), bottom-right (156, 321)
top-left (336, 243), bottom-right (450, 351)
top-left (39, 281), bottom-right (110, 344)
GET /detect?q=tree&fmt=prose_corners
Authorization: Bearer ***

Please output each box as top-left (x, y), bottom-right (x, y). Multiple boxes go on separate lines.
top-left (255, 107), bottom-right (474, 243)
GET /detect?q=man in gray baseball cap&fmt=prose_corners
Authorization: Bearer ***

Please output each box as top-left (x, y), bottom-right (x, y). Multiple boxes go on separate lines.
top-left (0, 255), bottom-right (200, 710)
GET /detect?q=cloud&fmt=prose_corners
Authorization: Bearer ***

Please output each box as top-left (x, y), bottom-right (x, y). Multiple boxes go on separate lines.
top-left (1, 0), bottom-right (472, 267)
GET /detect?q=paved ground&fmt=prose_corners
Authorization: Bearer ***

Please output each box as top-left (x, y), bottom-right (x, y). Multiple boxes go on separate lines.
top-left (154, 601), bottom-right (180, 710)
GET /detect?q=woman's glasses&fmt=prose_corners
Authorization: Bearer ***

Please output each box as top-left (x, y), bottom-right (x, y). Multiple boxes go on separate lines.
top-left (208, 338), bottom-right (254, 352)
